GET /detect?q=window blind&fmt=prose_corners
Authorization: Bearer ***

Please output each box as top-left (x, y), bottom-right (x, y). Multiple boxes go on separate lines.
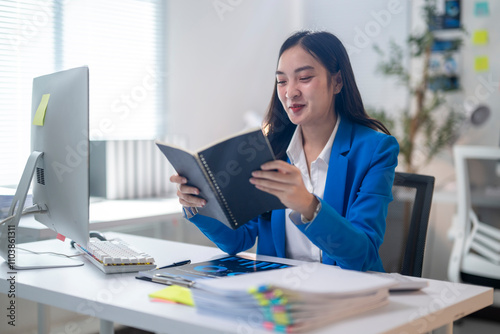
top-left (0, 0), bottom-right (165, 186)
top-left (0, 0), bottom-right (57, 186)
top-left (61, 0), bottom-right (164, 141)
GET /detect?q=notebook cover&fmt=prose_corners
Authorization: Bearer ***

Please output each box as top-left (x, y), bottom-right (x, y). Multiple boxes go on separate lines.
top-left (197, 129), bottom-right (285, 228)
top-left (155, 143), bottom-right (228, 225)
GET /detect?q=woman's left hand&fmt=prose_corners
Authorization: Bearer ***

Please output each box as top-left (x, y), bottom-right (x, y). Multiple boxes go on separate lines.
top-left (250, 160), bottom-right (318, 220)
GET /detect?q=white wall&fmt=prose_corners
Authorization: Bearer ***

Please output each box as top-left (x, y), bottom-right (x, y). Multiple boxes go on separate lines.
top-left (413, 0), bottom-right (500, 180)
top-left (455, 0), bottom-right (500, 147)
top-left (165, 0), bottom-right (410, 150)
top-left (165, 0), bottom-right (299, 150)
top-left (302, 0), bottom-right (410, 118)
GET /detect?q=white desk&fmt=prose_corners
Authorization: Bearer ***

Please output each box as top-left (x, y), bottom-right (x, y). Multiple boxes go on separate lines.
top-left (0, 232), bottom-right (493, 334)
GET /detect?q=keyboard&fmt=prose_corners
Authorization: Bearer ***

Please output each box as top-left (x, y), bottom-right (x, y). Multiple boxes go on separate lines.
top-left (75, 238), bottom-right (157, 274)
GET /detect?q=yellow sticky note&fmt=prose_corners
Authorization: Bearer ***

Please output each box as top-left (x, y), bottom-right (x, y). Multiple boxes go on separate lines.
top-left (474, 56), bottom-right (489, 72)
top-left (33, 94), bottom-right (50, 126)
top-left (149, 285), bottom-right (194, 306)
top-left (472, 30), bottom-right (488, 45)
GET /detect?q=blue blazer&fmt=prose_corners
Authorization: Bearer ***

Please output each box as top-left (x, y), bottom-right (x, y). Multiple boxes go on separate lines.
top-left (189, 118), bottom-right (399, 272)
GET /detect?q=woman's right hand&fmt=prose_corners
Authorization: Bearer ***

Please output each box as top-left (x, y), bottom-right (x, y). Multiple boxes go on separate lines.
top-left (169, 174), bottom-right (206, 208)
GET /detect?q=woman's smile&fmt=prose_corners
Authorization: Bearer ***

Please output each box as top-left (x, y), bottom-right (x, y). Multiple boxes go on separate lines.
top-left (289, 104), bottom-right (306, 113)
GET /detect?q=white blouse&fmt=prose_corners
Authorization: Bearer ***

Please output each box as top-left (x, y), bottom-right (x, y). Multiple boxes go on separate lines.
top-left (284, 116), bottom-right (340, 262)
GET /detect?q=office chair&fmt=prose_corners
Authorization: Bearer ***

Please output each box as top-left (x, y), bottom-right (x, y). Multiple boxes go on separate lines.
top-left (379, 172), bottom-right (435, 277)
top-left (448, 146), bottom-right (500, 296)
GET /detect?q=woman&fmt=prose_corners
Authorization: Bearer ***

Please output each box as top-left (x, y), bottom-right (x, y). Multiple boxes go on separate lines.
top-left (170, 30), bottom-right (399, 272)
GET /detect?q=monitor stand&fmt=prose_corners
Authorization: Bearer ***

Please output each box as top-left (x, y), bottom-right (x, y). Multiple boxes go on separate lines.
top-left (0, 151), bottom-right (83, 269)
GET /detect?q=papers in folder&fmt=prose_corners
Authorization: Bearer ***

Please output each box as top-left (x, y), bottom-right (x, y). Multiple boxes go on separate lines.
top-left (192, 263), bottom-right (397, 333)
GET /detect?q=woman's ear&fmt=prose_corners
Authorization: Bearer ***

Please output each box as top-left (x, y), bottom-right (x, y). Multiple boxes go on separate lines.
top-left (333, 71), bottom-right (343, 94)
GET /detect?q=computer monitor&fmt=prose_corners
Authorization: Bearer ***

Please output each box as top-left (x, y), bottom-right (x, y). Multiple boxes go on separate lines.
top-left (0, 66), bottom-right (90, 269)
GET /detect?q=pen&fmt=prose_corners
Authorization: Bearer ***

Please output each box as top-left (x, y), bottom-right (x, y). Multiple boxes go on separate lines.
top-left (152, 273), bottom-right (196, 288)
top-left (158, 259), bottom-right (191, 269)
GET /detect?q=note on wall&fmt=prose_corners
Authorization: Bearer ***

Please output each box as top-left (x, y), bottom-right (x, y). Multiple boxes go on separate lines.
top-left (472, 30), bottom-right (488, 45)
top-left (33, 94), bottom-right (50, 126)
top-left (474, 2), bottom-right (490, 16)
top-left (474, 56), bottom-right (489, 72)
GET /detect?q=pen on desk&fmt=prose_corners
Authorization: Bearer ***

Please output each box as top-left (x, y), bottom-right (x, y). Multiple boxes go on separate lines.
top-left (158, 259), bottom-right (191, 269)
top-left (152, 273), bottom-right (196, 288)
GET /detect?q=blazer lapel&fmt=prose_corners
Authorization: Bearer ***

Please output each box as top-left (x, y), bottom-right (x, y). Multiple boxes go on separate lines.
top-left (323, 118), bottom-right (352, 215)
top-left (271, 209), bottom-right (286, 257)
top-left (271, 119), bottom-right (353, 257)
top-left (270, 156), bottom-right (294, 258)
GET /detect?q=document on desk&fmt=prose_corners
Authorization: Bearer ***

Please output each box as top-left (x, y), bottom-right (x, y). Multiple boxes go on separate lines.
top-left (136, 255), bottom-right (292, 286)
top-left (191, 263), bottom-right (397, 333)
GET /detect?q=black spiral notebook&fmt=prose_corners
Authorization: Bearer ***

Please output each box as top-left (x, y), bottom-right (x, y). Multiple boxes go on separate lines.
top-left (155, 128), bottom-right (285, 229)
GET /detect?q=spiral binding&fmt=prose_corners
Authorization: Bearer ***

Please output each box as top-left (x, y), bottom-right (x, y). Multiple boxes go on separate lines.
top-left (199, 154), bottom-right (238, 227)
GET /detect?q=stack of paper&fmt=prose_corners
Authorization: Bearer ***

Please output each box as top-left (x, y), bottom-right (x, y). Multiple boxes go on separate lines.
top-left (192, 263), bottom-right (396, 333)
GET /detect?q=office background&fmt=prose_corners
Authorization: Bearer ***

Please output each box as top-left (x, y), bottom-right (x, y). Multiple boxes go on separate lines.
top-left (0, 0), bottom-right (499, 333)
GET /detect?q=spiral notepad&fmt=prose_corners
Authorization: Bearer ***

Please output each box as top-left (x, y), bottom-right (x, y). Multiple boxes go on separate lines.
top-left (155, 128), bottom-right (285, 229)
top-left (199, 153), bottom-right (238, 227)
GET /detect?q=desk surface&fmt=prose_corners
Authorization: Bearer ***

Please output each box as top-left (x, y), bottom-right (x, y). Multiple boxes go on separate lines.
top-left (0, 232), bottom-right (493, 334)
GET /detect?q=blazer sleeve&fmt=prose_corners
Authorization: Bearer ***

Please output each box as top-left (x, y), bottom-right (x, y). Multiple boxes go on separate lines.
top-left (294, 135), bottom-right (399, 271)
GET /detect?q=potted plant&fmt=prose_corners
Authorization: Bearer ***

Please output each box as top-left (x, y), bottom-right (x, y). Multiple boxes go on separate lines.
top-left (369, 0), bottom-right (466, 173)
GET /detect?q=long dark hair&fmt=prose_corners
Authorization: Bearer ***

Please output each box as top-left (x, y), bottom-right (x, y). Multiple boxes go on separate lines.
top-left (263, 30), bottom-right (390, 160)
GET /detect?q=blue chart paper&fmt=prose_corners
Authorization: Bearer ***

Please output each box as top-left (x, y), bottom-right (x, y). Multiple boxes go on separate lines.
top-left (444, 0), bottom-right (461, 28)
top-left (146, 256), bottom-right (292, 283)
